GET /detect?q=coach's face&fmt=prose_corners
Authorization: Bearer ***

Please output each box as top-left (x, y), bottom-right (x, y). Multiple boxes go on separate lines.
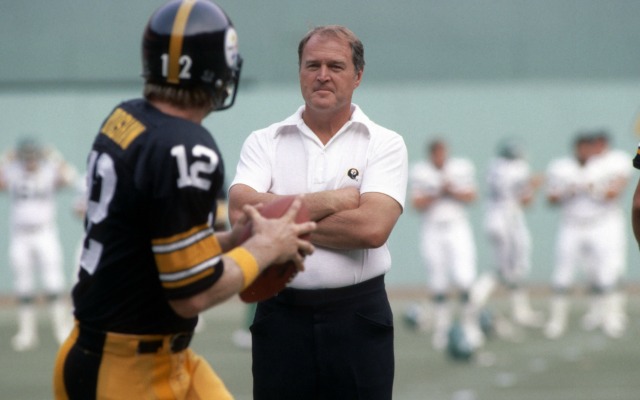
top-left (299, 34), bottom-right (362, 116)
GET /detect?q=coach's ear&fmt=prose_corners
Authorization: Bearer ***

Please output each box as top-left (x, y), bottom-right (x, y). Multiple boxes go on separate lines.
top-left (353, 67), bottom-right (363, 89)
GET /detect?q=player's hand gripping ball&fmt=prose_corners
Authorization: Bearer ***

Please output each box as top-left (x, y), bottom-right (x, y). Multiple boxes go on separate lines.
top-left (238, 196), bottom-right (311, 303)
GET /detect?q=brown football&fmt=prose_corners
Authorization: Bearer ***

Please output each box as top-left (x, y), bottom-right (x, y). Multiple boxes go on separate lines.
top-left (238, 196), bottom-right (310, 302)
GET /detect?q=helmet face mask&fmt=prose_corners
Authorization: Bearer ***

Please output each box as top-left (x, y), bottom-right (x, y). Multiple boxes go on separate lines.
top-left (142, 0), bottom-right (242, 111)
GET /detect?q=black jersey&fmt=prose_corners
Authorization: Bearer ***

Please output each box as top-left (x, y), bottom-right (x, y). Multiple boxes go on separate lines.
top-left (72, 99), bottom-right (225, 334)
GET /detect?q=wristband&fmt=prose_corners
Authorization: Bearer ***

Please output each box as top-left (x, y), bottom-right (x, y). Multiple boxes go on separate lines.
top-left (226, 247), bottom-right (259, 289)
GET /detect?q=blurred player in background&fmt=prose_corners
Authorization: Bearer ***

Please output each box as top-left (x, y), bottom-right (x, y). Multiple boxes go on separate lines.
top-left (410, 138), bottom-right (483, 350)
top-left (544, 132), bottom-right (629, 339)
top-left (229, 25), bottom-right (407, 399)
top-left (482, 138), bottom-right (544, 328)
top-left (581, 130), bottom-right (631, 336)
top-left (0, 137), bottom-right (77, 351)
top-left (52, 1), bottom-right (316, 399)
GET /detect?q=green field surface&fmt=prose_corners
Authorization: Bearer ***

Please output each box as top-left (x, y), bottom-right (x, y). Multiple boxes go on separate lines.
top-left (1, 292), bottom-right (638, 400)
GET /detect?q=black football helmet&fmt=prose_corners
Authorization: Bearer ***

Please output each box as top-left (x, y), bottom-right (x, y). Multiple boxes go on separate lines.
top-left (142, 0), bottom-right (242, 110)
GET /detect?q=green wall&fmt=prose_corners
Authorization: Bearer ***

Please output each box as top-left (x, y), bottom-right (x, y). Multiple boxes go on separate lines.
top-left (1, 0), bottom-right (640, 293)
top-left (2, 0), bottom-right (640, 86)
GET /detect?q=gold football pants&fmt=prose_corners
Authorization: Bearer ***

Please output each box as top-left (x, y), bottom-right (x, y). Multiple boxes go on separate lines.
top-left (53, 324), bottom-right (233, 399)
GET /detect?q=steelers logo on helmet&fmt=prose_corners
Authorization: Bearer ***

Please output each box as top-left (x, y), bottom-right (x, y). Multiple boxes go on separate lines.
top-left (224, 27), bottom-right (239, 69)
top-left (142, 0), bottom-right (243, 111)
top-left (347, 168), bottom-right (359, 181)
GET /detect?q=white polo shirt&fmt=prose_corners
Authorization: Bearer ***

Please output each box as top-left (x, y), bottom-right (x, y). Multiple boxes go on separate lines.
top-left (231, 104), bottom-right (408, 289)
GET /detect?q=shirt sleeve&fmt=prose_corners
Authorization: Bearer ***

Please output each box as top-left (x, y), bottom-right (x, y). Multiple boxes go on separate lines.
top-left (360, 131), bottom-right (408, 209)
top-left (230, 131), bottom-right (274, 192)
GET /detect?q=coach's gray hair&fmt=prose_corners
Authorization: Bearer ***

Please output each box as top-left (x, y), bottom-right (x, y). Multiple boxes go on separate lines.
top-left (297, 25), bottom-right (365, 74)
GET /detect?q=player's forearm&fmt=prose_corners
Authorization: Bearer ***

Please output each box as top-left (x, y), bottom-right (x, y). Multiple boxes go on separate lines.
top-left (168, 264), bottom-right (244, 318)
top-left (169, 241), bottom-right (290, 318)
top-left (172, 217), bottom-right (313, 318)
top-left (215, 231), bottom-right (236, 253)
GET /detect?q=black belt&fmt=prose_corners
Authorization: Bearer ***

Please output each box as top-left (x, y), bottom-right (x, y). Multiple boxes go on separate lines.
top-left (137, 332), bottom-right (193, 354)
top-left (275, 275), bottom-right (386, 307)
top-left (77, 324), bottom-right (193, 355)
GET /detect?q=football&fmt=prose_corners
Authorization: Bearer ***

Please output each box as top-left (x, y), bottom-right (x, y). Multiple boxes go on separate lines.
top-left (238, 196), bottom-right (310, 303)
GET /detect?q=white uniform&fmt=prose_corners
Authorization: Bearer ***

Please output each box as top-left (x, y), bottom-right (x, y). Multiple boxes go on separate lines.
top-left (586, 148), bottom-right (631, 285)
top-left (484, 157), bottom-right (532, 286)
top-left (545, 148), bottom-right (631, 339)
top-left (546, 156), bottom-right (603, 289)
top-left (231, 104), bottom-right (408, 289)
top-left (547, 151), bottom-right (629, 290)
top-left (0, 150), bottom-right (76, 350)
top-left (1, 157), bottom-right (70, 297)
top-left (480, 156), bottom-right (546, 328)
top-left (410, 157), bottom-right (477, 294)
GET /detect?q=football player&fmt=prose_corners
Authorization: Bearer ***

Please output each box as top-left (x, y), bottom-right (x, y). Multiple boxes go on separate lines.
top-left (580, 131), bottom-right (631, 337)
top-left (543, 133), bottom-right (624, 339)
top-left (0, 138), bottom-right (77, 351)
top-left (410, 138), bottom-right (483, 350)
top-left (482, 138), bottom-right (544, 328)
top-left (52, 1), bottom-right (316, 399)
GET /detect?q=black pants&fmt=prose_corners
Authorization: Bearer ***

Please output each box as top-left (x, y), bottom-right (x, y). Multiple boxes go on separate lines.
top-left (251, 275), bottom-right (394, 400)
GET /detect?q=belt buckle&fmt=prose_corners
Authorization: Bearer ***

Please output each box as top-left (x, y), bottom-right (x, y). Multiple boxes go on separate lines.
top-left (169, 332), bottom-right (192, 353)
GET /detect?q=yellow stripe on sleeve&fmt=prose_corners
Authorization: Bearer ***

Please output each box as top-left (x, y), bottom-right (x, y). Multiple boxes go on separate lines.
top-left (152, 223), bottom-right (212, 247)
top-left (152, 226), bottom-right (223, 291)
top-left (161, 267), bottom-right (215, 290)
top-left (154, 234), bottom-right (221, 275)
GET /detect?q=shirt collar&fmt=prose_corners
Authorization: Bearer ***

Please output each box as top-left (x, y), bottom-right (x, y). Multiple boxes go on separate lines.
top-left (274, 104), bottom-right (371, 138)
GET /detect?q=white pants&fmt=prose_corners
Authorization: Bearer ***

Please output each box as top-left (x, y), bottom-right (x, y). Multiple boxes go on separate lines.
top-left (484, 206), bottom-right (531, 286)
top-left (552, 212), bottom-right (624, 290)
top-left (10, 225), bottom-right (65, 297)
top-left (420, 218), bottom-right (477, 294)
